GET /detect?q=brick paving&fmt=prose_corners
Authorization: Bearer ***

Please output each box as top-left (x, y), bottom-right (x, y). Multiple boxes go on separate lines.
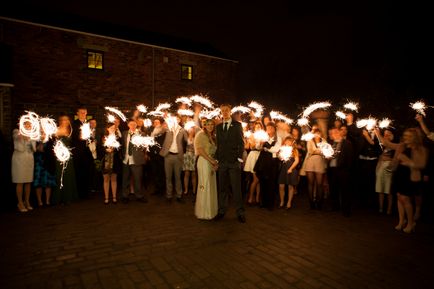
top-left (1, 194), bottom-right (433, 289)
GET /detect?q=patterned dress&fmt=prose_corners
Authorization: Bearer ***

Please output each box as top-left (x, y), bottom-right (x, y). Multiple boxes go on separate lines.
top-left (183, 138), bottom-right (196, 171)
top-left (33, 142), bottom-right (57, 188)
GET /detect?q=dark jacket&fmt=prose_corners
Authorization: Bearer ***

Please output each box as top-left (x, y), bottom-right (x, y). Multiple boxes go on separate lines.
top-left (121, 130), bottom-right (146, 166)
top-left (216, 119), bottom-right (244, 164)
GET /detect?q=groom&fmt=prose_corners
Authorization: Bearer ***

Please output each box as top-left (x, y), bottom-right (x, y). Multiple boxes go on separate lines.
top-left (215, 103), bottom-right (246, 223)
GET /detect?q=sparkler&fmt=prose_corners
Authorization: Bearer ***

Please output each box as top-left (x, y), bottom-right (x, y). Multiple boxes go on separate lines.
top-left (80, 123), bottom-right (92, 141)
top-left (244, 131), bottom-right (252, 138)
top-left (241, 122), bottom-right (248, 129)
top-left (335, 111), bottom-right (346, 120)
top-left (343, 101), bottom-right (359, 112)
top-left (148, 103), bottom-right (171, 116)
top-left (270, 111), bottom-right (293, 125)
top-left (19, 111), bottom-right (41, 140)
top-left (190, 95), bottom-right (214, 108)
top-left (184, 120), bottom-right (196, 131)
top-left (105, 107), bottom-right (126, 122)
top-left (103, 134), bottom-right (121, 149)
top-left (53, 139), bottom-right (71, 188)
top-left (136, 104), bottom-right (148, 114)
top-left (143, 118), bottom-right (152, 128)
top-left (301, 132), bottom-right (315, 141)
top-left (248, 101), bottom-right (264, 118)
top-left (253, 130), bottom-right (269, 142)
top-left (279, 145), bottom-right (294, 161)
top-left (356, 117), bottom-right (377, 131)
top-left (130, 134), bottom-right (157, 151)
top-left (175, 96), bottom-right (192, 106)
top-left (297, 118), bottom-right (309, 127)
top-left (200, 108), bottom-right (221, 119)
top-left (301, 101), bottom-right (331, 118)
top-left (40, 117), bottom-right (57, 143)
top-left (318, 141), bottom-right (334, 159)
top-left (177, 109), bottom-right (194, 117)
top-left (165, 115), bottom-right (179, 131)
top-left (107, 114), bottom-right (116, 123)
top-left (379, 118), bottom-right (392, 129)
top-left (231, 105), bottom-right (251, 114)
top-left (410, 101), bottom-right (427, 116)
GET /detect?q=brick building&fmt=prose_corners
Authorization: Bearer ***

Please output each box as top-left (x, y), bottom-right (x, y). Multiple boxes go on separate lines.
top-left (0, 16), bottom-right (239, 137)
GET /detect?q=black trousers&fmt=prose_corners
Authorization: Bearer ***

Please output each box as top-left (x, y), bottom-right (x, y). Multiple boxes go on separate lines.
top-left (328, 167), bottom-right (352, 214)
top-left (74, 153), bottom-right (92, 199)
top-left (259, 159), bottom-right (278, 210)
top-left (150, 154), bottom-right (165, 195)
top-left (218, 162), bottom-right (244, 217)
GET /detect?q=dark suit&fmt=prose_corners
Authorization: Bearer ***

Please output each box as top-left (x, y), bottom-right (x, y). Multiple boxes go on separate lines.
top-left (216, 119), bottom-right (245, 217)
top-left (121, 130), bottom-right (146, 200)
top-left (328, 139), bottom-right (354, 215)
top-left (71, 119), bottom-right (93, 198)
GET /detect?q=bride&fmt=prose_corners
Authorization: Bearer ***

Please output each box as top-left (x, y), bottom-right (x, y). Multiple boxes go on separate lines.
top-left (194, 119), bottom-right (219, 220)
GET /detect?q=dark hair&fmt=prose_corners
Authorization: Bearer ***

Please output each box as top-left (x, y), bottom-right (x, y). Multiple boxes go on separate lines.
top-left (76, 106), bottom-right (87, 112)
top-left (266, 121), bottom-right (276, 129)
top-left (220, 103), bottom-right (232, 109)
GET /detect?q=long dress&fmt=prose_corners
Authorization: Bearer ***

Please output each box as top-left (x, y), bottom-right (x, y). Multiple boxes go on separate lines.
top-left (194, 131), bottom-right (218, 220)
top-left (11, 129), bottom-right (36, 183)
top-left (52, 136), bottom-right (78, 204)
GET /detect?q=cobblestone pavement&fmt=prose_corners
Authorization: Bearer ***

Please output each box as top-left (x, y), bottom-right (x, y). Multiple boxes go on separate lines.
top-left (1, 194), bottom-right (433, 289)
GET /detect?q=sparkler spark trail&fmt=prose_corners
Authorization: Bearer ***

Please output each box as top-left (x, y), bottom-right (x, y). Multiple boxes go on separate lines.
top-left (200, 108), bottom-right (221, 119)
top-left (244, 131), bottom-right (252, 138)
top-left (148, 103), bottom-right (171, 116)
top-left (270, 111), bottom-right (293, 124)
top-left (319, 141), bottom-right (334, 159)
top-left (302, 102), bottom-right (331, 118)
top-left (136, 104), bottom-right (148, 114)
top-left (379, 118), bottom-right (392, 129)
top-left (143, 119), bottom-right (152, 128)
top-left (253, 130), bottom-right (269, 142)
top-left (19, 111), bottom-right (41, 140)
top-left (335, 111), bottom-right (346, 120)
top-left (297, 118), bottom-right (309, 127)
top-left (231, 106), bottom-right (251, 114)
top-left (103, 134), bottom-right (121, 149)
top-left (184, 120), bottom-right (196, 131)
top-left (40, 117), bottom-right (57, 143)
top-left (241, 122), bottom-right (248, 129)
top-left (410, 101), bottom-right (427, 116)
top-left (175, 97), bottom-right (192, 106)
top-left (248, 101), bottom-right (264, 118)
top-left (357, 117), bottom-right (377, 131)
top-left (301, 132), bottom-right (315, 141)
top-left (105, 107), bottom-right (126, 122)
top-left (53, 139), bottom-right (72, 189)
top-left (130, 134), bottom-right (158, 151)
top-left (279, 145), bottom-right (294, 161)
top-left (177, 109), bottom-right (194, 116)
top-left (343, 102), bottom-right (359, 112)
top-left (190, 95), bottom-right (214, 108)
top-left (165, 115), bottom-right (179, 130)
top-left (80, 123), bottom-right (92, 141)
top-left (107, 114), bottom-right (116, 123)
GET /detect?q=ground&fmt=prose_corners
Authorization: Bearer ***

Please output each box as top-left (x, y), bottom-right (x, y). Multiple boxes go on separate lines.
top-left (1, 194), bottom-right (433, 289)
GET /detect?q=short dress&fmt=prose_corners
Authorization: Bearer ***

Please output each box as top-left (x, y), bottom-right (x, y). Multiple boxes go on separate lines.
top-left (102, 148), bottom-right (122, 175)
top-left (11, 129), bottom-right (36, 183)
top-left (278, 158), bottom-right (299, 185)
top-left (33, 142), bottom-right (56, 188)
top-left (183, 138), bottom-right (196, 171)
top-left (303, 140), bottom-right (326, 174)
top-left (244, 150), bottom-right (261, 173)
top-left (394, 148), bottom-right (422, 196)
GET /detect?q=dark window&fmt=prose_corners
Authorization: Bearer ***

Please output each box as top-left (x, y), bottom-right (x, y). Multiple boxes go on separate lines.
top-left (181, 64), bottom-right (193, 80)
top-left (87, 51), bottom-right (104, 70)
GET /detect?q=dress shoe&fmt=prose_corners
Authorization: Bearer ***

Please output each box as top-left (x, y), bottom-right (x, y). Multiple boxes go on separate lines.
top-left (238, 215), bottom-right (246, 223)
top-left (403, 223), bottom-right (416, 234)
top-left (17, 203), bottom-right (28, 213)
top-left (213, 213), bottom-right (225, 221)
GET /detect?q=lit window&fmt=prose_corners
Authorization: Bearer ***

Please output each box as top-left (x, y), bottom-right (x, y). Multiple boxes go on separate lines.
top-left (181, 64), bottom-right (193, 80)
top-left (87, 51), bottom-right (104, 70)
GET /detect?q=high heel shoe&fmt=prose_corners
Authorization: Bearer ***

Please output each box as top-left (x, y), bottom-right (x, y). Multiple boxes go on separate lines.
top-left (403, 223), bottom-right (416, 234)
top-left (104, 199), bottom-right (109, 205)
top-left (17, 203), bottom-right (28, 213)
top-left (112, 198), bottom-right (117, 204)
top-left (394, 224), bottom-right (404, 231)
top-left (25, 202), bottom-right (33, 211)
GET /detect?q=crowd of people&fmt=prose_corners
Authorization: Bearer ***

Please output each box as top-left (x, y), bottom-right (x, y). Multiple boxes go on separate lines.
top-left (10, 102), bottom-right (434, 231)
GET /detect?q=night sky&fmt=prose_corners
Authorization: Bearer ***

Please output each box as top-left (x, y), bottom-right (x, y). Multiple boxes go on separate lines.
top-left (3, 1), bottom-right (434, 120)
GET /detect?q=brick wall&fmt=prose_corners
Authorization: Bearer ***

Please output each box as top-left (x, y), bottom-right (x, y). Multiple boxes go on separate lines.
top-left (0, 19), bottom-right (239, 127)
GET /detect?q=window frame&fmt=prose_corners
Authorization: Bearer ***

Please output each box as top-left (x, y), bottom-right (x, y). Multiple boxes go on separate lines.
top-left (87, 50), bottom-right (104, 70)
top-left (181, 64), bottom-right (193, 81)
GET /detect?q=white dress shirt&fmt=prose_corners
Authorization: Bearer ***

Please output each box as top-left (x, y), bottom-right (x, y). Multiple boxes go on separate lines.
top-left (123, 131), bottom-right (135, 165)
top-left (169, 126), bottom-right (181, 153)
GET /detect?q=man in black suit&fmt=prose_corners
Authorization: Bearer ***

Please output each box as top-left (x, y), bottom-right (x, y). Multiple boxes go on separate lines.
top-left (328, 127), bottom-right (354, 216)
top-left (71, 106), bottom-right (93, 199)
top-left (121, 119), bottom-right (147, 203)
top-left (215, 104), bottom-right (246, 223)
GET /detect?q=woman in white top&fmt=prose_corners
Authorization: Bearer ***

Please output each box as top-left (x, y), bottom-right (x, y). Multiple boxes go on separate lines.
top-left (244, 121), bottom-right (263, 205)
top-left (12, 123), bottom-right (36, 212)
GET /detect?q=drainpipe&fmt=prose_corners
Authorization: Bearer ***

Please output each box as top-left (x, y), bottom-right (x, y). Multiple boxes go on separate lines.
top-left (152, 47), bottom-right (155, 107)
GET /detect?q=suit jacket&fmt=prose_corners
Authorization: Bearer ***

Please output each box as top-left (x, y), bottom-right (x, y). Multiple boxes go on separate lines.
top-left (216, 119), bottom-right (244, 164)
top-left (159, 127), bottom-right (188, 161)
top-left (121, 130), bottom-right (146, 166)
top-left (335, 139), bottom-right (354, 169)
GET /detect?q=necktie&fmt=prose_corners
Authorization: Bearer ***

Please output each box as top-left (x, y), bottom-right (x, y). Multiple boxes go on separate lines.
top-left (223, 122), bottom-right (228, 132)
top-left (128, 132), bottom-right (133, 156)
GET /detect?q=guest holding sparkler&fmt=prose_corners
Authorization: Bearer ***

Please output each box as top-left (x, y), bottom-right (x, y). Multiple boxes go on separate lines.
top-left (12, 123), bottom-right (36, 212)
top-left (150, 118), bottom-right (166, 195)
top-left (194, 119), bottom-right (218, 219)
top-left (278, 136), bottom-right (299, 209)
top-left (71, 106), bottom-right (93, 199)
top-left (415, 114), bottom-right (434, 141)
top-left (33, 139), bottom-right (56, 207)
top-left (52, 114), bottom-right (78, 205)
top-left (255, 122), bottom-right (281, 210)
top-left (121, 119), bottom-right (147, 203)
top-left (102, 124), bottom-right (122, 204)
top-left (244, 121), bottom-right (264, 205)
top-left (301, 128), bottom-right (326, 209)
top-left (183, 125), bottom-right (197, 196)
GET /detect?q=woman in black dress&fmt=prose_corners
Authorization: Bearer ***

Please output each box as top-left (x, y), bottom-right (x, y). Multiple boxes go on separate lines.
top-left (278, 136), bottom-right (300, 209)
top-left (101, 124), bottom-right (122, 204)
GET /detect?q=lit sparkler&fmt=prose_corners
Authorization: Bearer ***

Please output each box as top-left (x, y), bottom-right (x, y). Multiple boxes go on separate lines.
top-left (107, 114), bottom-right (116, 123)
top-left (379, 118), bottom-right (392, 129)
top-left (301, 132), bottom-right (315, 141)
top-left (103, 134), bottom-right (121, 149)
top-left (356, 117), bottom-right (377, 131)
top-left (343, 101), bottom-right (359, 112)
top-left (335, 111), bottom-right (346, 120)
top-left (244, 131), bottom-right (252, 138)
top-left (241, 122), bottom-right (248, 129)
top-left (175, 97), bottom-right (192, 106)
top-left (248, 101), bottom-right (264, 118)
top-left (148, 103), bottom-right (171, 116)
top-left (143, 118), bottom-right (152, 128)
top-left (190, 95), bottom-right (214, 108)
top-left (297, 118), bottom-right (309, 127)
top-left (200, 108), bottom-right (221, 119)
top-left (105, 107), bottom-right (126, 122)
top-left (318, 141), bottom-right (334, 159)
top-left (177, 109), bottom-right (194, 117)
top-left (165, 115), bottom-right (179, 130)
top-left (231, 105), bottom-right (251, 114)
top-left (53, 139), bottom-right (72, 188)
top-left (19, 111), bottom-right (41, 140)
top-left (131, 134), bottom-right (157, 151)
top-left (136, 104), bottom-right (148, 114)
top-left (253, 130), bottom-right (269, 142)
top-left (184, 120), bottom-right (196, 131)
top-left (80, 123), bottom-right (92, 141)
top-left (410, 101), bottom-right (427, 116)
top-left (40, 117), bottom-right (57, 143)
top-left (270, 111), bottom-right (293, 125)
top-left (279, 145), bottom-right (294, 161)
top-left (301, 101), bottom-right (331, 118)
